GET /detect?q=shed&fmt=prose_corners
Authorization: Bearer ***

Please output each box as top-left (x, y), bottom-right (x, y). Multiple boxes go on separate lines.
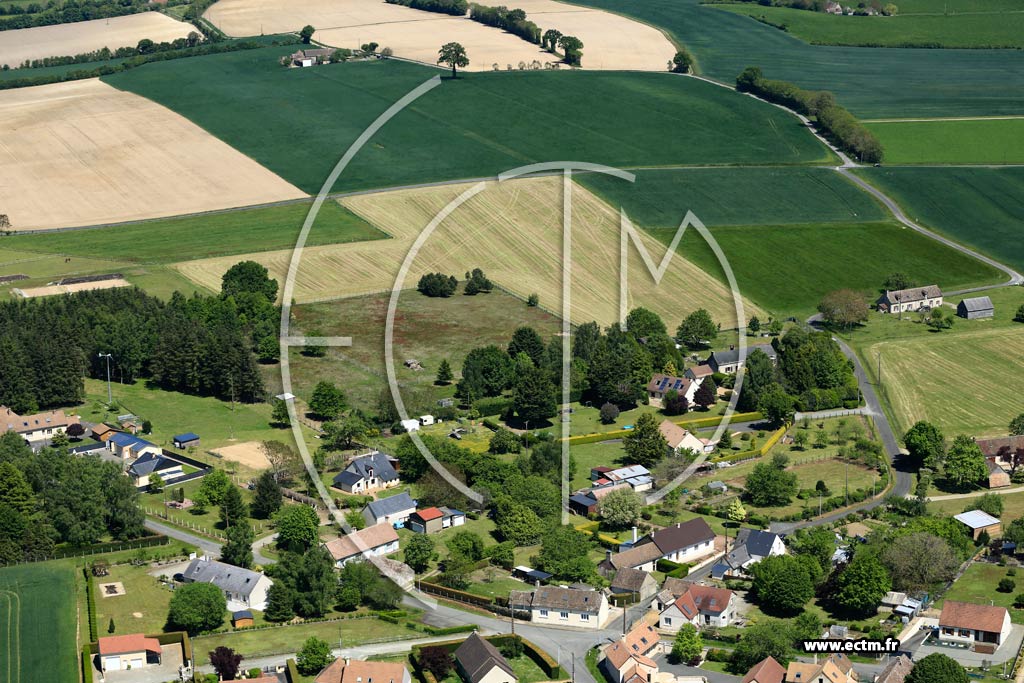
top-left (400, 418), bottom-right (421, 433)
top-left (957, 296), bottom-right (994, 320)
top-left (511, 566), bottom-right (552, 584)
top-left (172, 432), bottom-right (200, 449)
top-left (419, 415), bottom-right (435, 426)
top-left (232, 610), bottom-right (254, 628)
top-left (955, 509), bottom-right (1002, 540)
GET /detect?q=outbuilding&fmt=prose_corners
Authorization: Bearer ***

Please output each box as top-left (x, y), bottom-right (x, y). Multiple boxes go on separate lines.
top-left (957, 296), bottom-right (994, 320)
top-left (172, 432), bottom-right (201, 449)
top-left (955, 509), bottom-right (1002, 540)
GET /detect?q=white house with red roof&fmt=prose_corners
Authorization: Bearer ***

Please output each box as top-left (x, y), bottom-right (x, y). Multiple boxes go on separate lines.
top-left (658, 583), bottom-right (736, 632)
top-left (939, 601), bottom-right (1012, 651)
top-left (97, 634), bottom-right (162, 672)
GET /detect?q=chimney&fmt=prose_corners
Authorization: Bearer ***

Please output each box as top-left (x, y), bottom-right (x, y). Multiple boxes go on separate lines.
top-left (606, 549), bottom-right (613, 562)
top-left (345, 658), bottom-right (351, 666)
top-left (632, 526), bottom-right (638, 543)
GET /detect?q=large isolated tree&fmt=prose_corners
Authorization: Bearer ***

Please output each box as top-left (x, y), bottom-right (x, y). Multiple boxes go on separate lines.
top-left (903, 421), bottom-right (945, 471)
top-left (676, 309), bottom-right (717, 349)
top-left (438, 42), bottom-right (469, 77)
top-left (744, 459), bottom-right (797, 507)
top-left (308, 380), bottom-right (347, 420)
top-left (623, 412), bottom-right (669, 468)
top-left (168, 582), bottom-right (227, 634)
top-left (817, 289), bottom-right (868, 329)
top-left (834, 552), bottom-right (891, 616)
top-left (275, 504), bottom-right (320, 553)
top-left (905, 653), bottom-right (968, 683)
top-left (403, 534), bottom-right (436, 573)
top-left (598, 488), bottom-right (642, 529)
top-left (750, 555), bottom-right (815, 615)
top-left (729, 620), bottom-right (792, 673)
top-left (296, 636), bottom-right (335, 676)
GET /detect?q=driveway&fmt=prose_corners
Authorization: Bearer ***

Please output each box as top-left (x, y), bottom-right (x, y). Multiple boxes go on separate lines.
top-left (906, 624), bottom-right (1024, 668)
top-left (94, 643), bottom-right (185, 683)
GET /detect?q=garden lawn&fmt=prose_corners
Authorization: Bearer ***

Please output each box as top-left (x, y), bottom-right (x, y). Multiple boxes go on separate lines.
top-left (716, 3), bottom-right (1024, 49)
top-left (93, 562), bottom-right (176, 637)
top-left (854, 167), bottom-right (1024, 273)
top-left (462, 571), bottom-right (533, 600)
top-left (192, 616), bottom-right (418, 657)
top-left (0, 563), bottom-right (78, 683)
top-left (0, 201), bottom-right (384, 264)
top-left (567, 0), bottom-right (1024, 118)
top-left (935, 562), bottom-right (1024, 624)
top-left (103, 49), bottom-right (833, 196)
top-left (862, 118), bottom-right (1024, 164)
top-left (569, 439), bottom-right (630, 490)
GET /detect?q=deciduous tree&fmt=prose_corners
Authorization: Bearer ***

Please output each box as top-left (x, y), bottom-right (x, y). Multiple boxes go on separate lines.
top-left (818, 289), bottom-right (868, 329)
top-left (296, 637), bottom-right (334, 676)
top-left (943, 435), bottom-right (988, 489)
top-left (599, 488), bottom-right (642, 529)
top-left (676, 309), bottom-right (717, 349)
top-left (623, 412), bottom-right (669, 468)
top-left (438, 42), bottom-right (469, 77)
top-left (168, 582), bottom-right (226, 634)
top-left (670, 624), bottom-right (702, 664)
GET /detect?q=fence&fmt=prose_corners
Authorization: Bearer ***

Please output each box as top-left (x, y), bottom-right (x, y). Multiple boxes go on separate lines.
top-left (143, 507), bottom-right (270, 541)
top-left (11, 534), bottom-right (170, 565)
top-left (565, 411), bottom-right (764, 445)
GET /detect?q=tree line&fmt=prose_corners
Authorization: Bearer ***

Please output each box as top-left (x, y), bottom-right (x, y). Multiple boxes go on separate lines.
top-left (0, 0), bottom-right (153, 31)
top-left (0, 432), bottom-right (145, 563)
top-left (0, 261), bottom-right (277, 411)
top-left (736, 66), bottom-right (883, 163)
top-left (386, 0), bottom-right (468, 15)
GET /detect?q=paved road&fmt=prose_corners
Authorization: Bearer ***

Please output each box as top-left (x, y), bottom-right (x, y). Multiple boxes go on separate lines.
top-left (144, 519), bottom-right (276, 565)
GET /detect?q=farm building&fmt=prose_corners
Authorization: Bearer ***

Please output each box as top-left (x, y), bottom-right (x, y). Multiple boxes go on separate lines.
top-left (877, 285), bottom-right (943, 315)
top-left (705, 343), bottom-right (777, 374)
top-left (987, 459), bottom-right (1011, 488)
top-left (957, 296), bottom-right (994, 319)
top-left (511, 566), bottom-right (553, 584)
top-left (91, 423), bottom-right (118, 441)
top-left (406, 506), bottom-right (466, 533)
top-left (97, 633), bottom-right (162, 673)
top-left (954, 509), bottom-right (1002, 540)
top-left (172, 432), bottom-right (201, 449)
top-left (454, 632), bottom-right (518, 683)
top-left (289, 47), bottom-right (335, 67)
top-left (939, 601), bottom-right (1012, 651)
top-left (977, 435), bottom-right (1024, 470)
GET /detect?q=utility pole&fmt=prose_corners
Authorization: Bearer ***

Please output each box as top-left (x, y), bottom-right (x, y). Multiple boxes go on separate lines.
top-left (845, 461), bottom-right (849, 506)
top-left (571, 653), bottom-right (575, 683)
top-left (98, 353), bottom-right (113, 405)
top-left (877, 351), bottom-right (882, 386)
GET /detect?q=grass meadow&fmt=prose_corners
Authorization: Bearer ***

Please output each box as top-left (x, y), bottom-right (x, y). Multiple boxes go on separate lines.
top-left (715, 2), bottom-right (1024, 49)
top-left (862, 118), bottom-right (1024, 164)
top-left (0, 201), bottom-right (385, 264)
top-left (103, 49), bottom-right (833, 195)
top-left (567, 0), bottom-right (1024, 117)
top-left (0, 563), bottom-right (79, 683)
top-left (935, 562), bottom-right (1024, 624)
top-left (856, 167), bottom-right (1024, 273)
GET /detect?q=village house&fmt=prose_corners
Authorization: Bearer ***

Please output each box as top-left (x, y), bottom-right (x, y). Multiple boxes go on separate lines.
top-left (508, 585), bottom-right (609, 629)
top-left (324, 523), bottom-right (400, 567)
top-left (315, 657), bottom-right (412, 683)
top-left (108, 432), bottom-right (160, 460)
top-left (714, 529), bottom-right (786, 578)
top-left (977, 435), bottom-right (1024, 471)
top-left (684, 364), bottom-right (713, 383)
top-left (784, 653), bottom-right (857, 683)
top-left (742, 657), bottom-right (786, 683)
top-left (876, 285), bottom-right (942, 315)
top-left (290, 47), bottom-right (335, 67)
top-left (600, 519), bottom-right (717, 574)
top-left (659, 420), bottom-right (711, 455)
top-left (608, 567), bottom-right (658, 602)
top-left (455, 632), bottom-right (518, 683)
top-left (957, 296), bottom-right (994, 319)
top-left (658, 584), bottom-right (735, 632)
top-left (182, 557), bottom-right (273, 611)
top-left (127, 451), bottom-right (184, 488)
top-left (647, 374), bottom-right (700, 407)
top-left (874, 655), bottom-right (913, 683)
top-left (600, 624), bottom-right (660, 683)
top-left (332, 451), bottom-right (400, 494)
top-left (97, 633), bottom-right (162, 673)
top-left (938, 601), bottom-right (1012, 652)
top-left (362, 491), bottom-right (417, 527)
top-left (954, 509), bottom-right (1002, 540)
top-left (1, 405), bottom-right (79, 445)
top-left (704, 343), bottom-right (777, 374)
top-left (406, 506), bottom-right (466, 534)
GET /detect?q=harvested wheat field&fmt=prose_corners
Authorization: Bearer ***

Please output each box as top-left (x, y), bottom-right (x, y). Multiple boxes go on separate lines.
top-left (0, 79), bottom-right (306, 231)
top-left (212, 441), bottom-right (271, 469)
top-left (0, 13), bottom-right (194, 68)
top-left (175, 177), bottom-right (758, 327)
top-left (204, 0), bottom-right (670, 70)
top-left (14, 277), bottom-right (131, 298)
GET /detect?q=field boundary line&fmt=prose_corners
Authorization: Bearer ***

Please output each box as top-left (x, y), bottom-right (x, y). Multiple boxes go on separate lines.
top-left (0, 589), bottom-right (21, 683)
top-left (863, 115), bottom-right (1024, 123)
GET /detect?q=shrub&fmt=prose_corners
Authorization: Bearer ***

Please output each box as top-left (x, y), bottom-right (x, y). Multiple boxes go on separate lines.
top-left (599, 402), bottom-right (619, 424)
top-left (999, 578), bottom-right (1016, 593)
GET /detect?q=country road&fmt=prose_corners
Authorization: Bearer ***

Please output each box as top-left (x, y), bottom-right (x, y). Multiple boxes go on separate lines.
top-left (143, 518), bottom-right (277, 565)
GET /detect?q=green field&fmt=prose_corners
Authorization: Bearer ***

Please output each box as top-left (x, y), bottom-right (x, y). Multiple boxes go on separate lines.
top-left (192, 616), bottom-right (415, 658)
top-left (578, 167), bottom-right (887, 227)
top-left (856, 167), bottom-right (1024, 273)
top-left (1, 201), bottom-right (384, 264)
top-left (103, 49), bottom-right (833, 195)
top-left (862, 118), bottom-right (1024, 164)
top-left (715, 2), bottom-right (1024, 48)
top-left (936, 562), bottom-right (1024, 624)
top-left (567, 0), bottom-right (1024, 117)
top-left (0, 564), bottom-right (79, 683)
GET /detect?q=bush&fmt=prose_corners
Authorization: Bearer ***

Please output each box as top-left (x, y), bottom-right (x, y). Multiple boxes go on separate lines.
top-left (418, 272), bottom-right (458, 297)
top-left (999, 578), bottom-right (1016, 593)
top-left (599, 402), bottom-right (619, 424)
top-left (489, 428), bottom-right (522, 454)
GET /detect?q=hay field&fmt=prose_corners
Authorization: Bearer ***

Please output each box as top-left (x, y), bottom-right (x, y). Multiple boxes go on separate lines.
top-left (175, 177), bottom-right (759, 326)
top-left (868, 327), bottom-right (1024, 438)
top-left (0, 13), bottom-right (193, 68)
top-left (0, 79), bottom-right (305, 230)
top-left (204, 0), bottom-right (671, 70)
top-left (15, 277), bottom-right (131, 298)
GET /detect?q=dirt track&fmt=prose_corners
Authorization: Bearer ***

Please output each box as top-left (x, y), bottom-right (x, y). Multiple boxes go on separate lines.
top-left (0, 79), bottom-right (306, 231)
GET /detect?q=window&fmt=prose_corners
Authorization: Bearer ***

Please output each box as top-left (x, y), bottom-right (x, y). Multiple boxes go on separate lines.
top-left (539, 609), bottom-right (548, 617)
top-left (560, 611), bottom-right (569, 620)
top-left (663, 617), bottom-right (672, 626)
top-left (581, 613), bottom-right (590, 621)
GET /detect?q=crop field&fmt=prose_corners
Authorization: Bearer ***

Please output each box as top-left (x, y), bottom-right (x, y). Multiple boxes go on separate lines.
top-left (578, 167), bottom-right (886, 227)
top-left (0, 563), bottom-right (78, 683)
top-left (568, 0), bottom-right (1024, 117)
top-left (862, 117), bottom-right (1024, 164)
top-left (273, 285), bottom-right (563, 410)
top-left (856, 167), bottom-right (1024, 273)
top-left (0, 12), bottom-right (193, 68)
top-left (715, 2), bottom-right (1024, 49)
top-left (103, 49), bottom-right (833, 195)
top-left (1, 201), bottom-right (384, 264)
top-left (205, 0), bottom-right (672, 71)
top-left (177, 176), bottom-right (761, 325)
top-left (0, 78), bottom-right (305, 231)
top-left (866, 326), bottom-right (1024, 438)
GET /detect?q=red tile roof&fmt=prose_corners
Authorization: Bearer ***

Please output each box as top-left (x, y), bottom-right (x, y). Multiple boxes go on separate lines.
top-left (940, 600), bottom-right (1009, 635)
top-left (415, 507), bottom-right (443, 521)
top-left (98, 634), bottom-right (162, 656)
top-left (742, 656), bottom-right (785, 683)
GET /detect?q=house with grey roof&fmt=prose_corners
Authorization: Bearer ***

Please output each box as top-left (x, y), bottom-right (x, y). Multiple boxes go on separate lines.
top-left (705, 344), bottom-right (777, 374)
top-left (877, 285), bottom-right (943, 315)
top-left (332, 451), bottom-right (399, 494)
top-left (721, 529), bottom-right (786, 576)
top-left (455, 632), bottom-right (517, 683)
top-left (127, 451), bottom-right (184, 488)
top-left (182, 558), bottom-right (273, 611)
top-left (508, 585), bottom-right (609, 629)
top-left (362, 491), bottom-right (417, 527)
top-left (958, 296), bottom-right (994, 319)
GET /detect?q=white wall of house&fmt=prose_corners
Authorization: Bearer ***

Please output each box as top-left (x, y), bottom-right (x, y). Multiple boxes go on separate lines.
top-left (662, 538), bottom-right (715, 564)
top-left (532, 600), bottom-right (608, 629)
top-left (334, 539), bottom-right (400, 568)
top-left (363, 506), bottom-right (415, 528)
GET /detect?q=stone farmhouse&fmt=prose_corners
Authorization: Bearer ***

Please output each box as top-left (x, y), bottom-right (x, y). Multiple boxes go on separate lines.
top-left (877, 285), bottom-right (942, 315)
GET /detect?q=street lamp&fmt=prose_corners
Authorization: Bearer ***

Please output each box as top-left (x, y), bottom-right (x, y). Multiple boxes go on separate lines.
top-left (98, 353), bottom-right (113, 406)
